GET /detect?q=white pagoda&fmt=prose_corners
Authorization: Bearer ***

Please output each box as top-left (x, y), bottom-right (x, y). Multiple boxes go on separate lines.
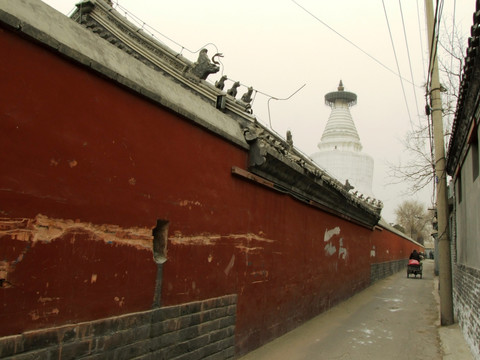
top-left (311, 81), bottom-right (374, 196)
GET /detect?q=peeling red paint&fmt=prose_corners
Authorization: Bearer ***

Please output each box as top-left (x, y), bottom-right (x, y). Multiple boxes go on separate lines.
top-left (178, 200), bottom-right (202, 208)
top-left (0, 215), bottom-right (153, 249)
top-left (168, 232), bottom-right (274, 247)
top-left (0, 215), bottom-right (156, 335)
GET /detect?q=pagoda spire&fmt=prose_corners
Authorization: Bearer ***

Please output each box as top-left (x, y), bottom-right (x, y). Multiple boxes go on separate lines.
top-left (338, 80), bottom-right (344, 91)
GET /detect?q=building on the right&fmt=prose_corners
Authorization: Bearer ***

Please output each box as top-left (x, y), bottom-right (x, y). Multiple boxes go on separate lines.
top-left (445, 1), bottom-right (480, 357)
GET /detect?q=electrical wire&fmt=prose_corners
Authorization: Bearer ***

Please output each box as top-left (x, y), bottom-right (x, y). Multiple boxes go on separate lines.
top-left (290, 0), bottom-right (419, 87)
top-left (399, 0), bottom-right (421, 117)
top-left (418, 0), bottom-right (435, 205)
top-left (113, 1), bottom-right (220, 57)
top-left (425, 0), bottom-right (446, 196)
top-left (416, 0), bottom-right (427, 90)
top-left (425, 100), bottom-right (437, 204)
top-left (449, 0), bottom-right (457, 76)
top-left (426, 0), bottom-right (444, 94)
top-left (267, 84), bottom-right (306, 129)
top-left (425, 0), bottom-right (440, 150)
top-left (424, 0), bottom-right (443, 191)
top-left (382, 0), bottom-right (413, 125)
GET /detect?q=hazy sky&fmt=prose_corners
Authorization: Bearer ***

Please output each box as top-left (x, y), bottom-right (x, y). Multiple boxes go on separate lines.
top-left (41, 0), bottom-right (475, 223)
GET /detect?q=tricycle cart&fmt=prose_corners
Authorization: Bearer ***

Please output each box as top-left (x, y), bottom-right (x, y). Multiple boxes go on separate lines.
top-left (407, 259), bottom-right (422, 278)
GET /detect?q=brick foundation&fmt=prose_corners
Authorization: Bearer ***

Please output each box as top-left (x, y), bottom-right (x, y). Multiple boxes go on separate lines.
top-left (0, 295), bottom-right (237, 360)
top-left (370, 259), bottom-right (408, 284)
top-left (453, 264), bottom-right (480, 359)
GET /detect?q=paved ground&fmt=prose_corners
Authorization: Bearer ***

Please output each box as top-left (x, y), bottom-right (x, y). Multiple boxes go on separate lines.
top-left (239, 260), bottom-right (473, 360)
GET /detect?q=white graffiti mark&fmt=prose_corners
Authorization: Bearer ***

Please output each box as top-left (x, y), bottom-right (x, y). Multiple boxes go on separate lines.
top-left (324, 242), bottom-right (337, 256)
top-left (324, 227), bottom-right (341, 242)
top-left (338, 238), bottom-right (347, 259)
top-left (224, 254), bottom-right (235, 276)
top-left (370, 245), bottom-right (376, 257)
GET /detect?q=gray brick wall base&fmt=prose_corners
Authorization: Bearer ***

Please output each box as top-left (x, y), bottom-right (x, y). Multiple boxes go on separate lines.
top-left (453, 264), bottom-right (480, 359)
top-left (370, 259), bottom-right (408, 284)
top-left (0, 294), bottom-right (237, 360)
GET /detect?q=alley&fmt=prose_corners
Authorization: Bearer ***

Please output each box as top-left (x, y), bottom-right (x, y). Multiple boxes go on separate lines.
top-left (240, 260), bottom-right (443, 360)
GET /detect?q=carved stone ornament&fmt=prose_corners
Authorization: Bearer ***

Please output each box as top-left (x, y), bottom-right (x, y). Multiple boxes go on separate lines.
top-left (243, 126), bottom-right (266, 167)
top-left (227, 81), bottom-right (240, 98)
top-left (243, 125), bottom-right (263, 143)
top-left (248, 139), bottom-right (267, 167)
top-left (343, 179), bottom-right (354, 192)
top-left (215, 75), bottom-right (228, 90)
top-left (242, 125), bottom-right (382, 225)
top-left (241, 87), bottom-right (254, 103)
top-left (286, 130), bottom-right (293, 149)
top-left (190, 49), bottom-right (220, 80)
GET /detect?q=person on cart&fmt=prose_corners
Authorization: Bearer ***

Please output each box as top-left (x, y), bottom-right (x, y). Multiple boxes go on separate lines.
top-left (409, 249), bottom-right (421, 261)
top-left (407, 249), bottom-right (423, 278)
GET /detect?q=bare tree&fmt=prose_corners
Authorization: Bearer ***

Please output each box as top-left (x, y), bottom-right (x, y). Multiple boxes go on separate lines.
top-left (388, 19), bottom-right (466, 195)
top-left (395, 200), bottom-right (433, 245)
top-left (438, 20), bottom-right (466, 136)
top-left (388, 124), bottom-right (434, 194)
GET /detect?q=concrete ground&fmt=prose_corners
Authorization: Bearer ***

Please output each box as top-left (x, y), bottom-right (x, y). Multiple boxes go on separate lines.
top-left (239, 260), bottom-right (473, 360)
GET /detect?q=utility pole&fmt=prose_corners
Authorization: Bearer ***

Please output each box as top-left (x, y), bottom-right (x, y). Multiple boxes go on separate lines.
top-left (424, 0), bottom-right (454, 325)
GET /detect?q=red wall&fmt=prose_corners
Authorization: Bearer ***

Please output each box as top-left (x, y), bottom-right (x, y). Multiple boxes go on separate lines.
top-left (0, 27), bottom-right (422, 353)
top-left (372, 226), bottom-right (418, 263)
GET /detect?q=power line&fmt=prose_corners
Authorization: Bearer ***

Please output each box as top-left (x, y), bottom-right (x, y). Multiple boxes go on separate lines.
top-left (399, 0), bottom-right (421, 117)
top-left (449, 0), bottom-right (457, 75)
top-left (267, 84), bottom-right (306, 129)
top-left (425, 0), bottom-right (446, 207)
top-left (425, 0), bottom-right (443, 191)
top-left (416, 0), bottom-right (427, 85)
top-left (290, 0), bottom-right (419, 88)
top-left (426, 0), bottom-right (444, 94)
top-left (382, 0), bottom-right (413, 125)
top-left (113, 1), bottom-right (220, 57)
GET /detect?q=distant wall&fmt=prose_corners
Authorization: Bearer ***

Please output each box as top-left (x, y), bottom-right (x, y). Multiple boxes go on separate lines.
top-left (369, 225), bottom-right (420, 283)
top-left (0, 8), bottom-right (422, 358)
